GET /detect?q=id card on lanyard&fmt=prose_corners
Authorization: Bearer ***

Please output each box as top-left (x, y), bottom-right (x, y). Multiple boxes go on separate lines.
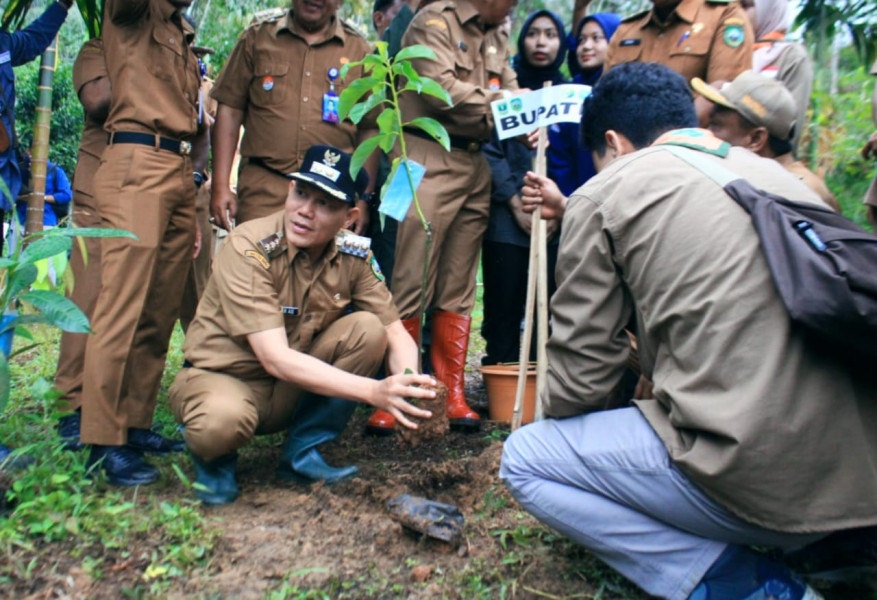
top-left (322, 67), bottom-right (340, 123)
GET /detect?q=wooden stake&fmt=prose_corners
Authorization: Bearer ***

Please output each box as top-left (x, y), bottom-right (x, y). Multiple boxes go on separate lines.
top-left (512, 81), bottom-right (551, 431)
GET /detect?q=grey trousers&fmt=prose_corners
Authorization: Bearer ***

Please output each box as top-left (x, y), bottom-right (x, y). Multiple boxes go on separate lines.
top-left (499, 407), bottom-right (824, 600)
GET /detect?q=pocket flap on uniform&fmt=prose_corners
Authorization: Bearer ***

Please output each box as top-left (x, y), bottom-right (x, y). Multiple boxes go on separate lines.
top-left (151, 25), bottom-right (184, 57)
top-left (669, 30), bottom-right (711, 57)
top-left (253, 59), bottom-right (290, 78)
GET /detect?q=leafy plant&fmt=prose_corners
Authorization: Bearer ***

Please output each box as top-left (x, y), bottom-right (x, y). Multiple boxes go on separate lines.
top-left (0, 225), bottom-right (136, 411)
top-left (338, 42), bottom-right (452, 356)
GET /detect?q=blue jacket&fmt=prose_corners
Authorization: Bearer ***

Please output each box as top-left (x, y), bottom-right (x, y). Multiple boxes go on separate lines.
top-left (17, 160), bottom-right (71, 226)
top-left (0, 3), bottom-right (68, 213)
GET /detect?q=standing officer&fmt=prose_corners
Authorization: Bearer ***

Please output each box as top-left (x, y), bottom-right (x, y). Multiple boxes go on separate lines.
top-left (0, 0), bottom-right (72, 466)
top-left (55, 39), bottom-right (109, 450)
top-left (80, 0), bottom-right (207, 486)
top-left (365, 0), bottom-right (519, 435)
top-left (605, 0), bottom-right (752, 122)
top-left (209, 0), bottom-right (376, 232)
top-left (170, 144), bottom-right (435, 506)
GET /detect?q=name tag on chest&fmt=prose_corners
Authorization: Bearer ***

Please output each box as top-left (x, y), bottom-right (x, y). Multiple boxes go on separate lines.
top-left (282, 307), bottom-right (300, 316)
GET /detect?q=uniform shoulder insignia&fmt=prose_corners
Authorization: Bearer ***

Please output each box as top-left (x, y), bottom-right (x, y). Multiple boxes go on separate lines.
top-left (336, 231), bottom-right (371, 258)
top-left (621, 9), bottom-right (650, 22)
top-left (341, 18), bottom-right (368, 39)
top-left (425, 18), bottom-right (449, 30)
top-left (249, 7), bottom-right (286, 26)
top-left (258, 230), bottom-right (287, 259)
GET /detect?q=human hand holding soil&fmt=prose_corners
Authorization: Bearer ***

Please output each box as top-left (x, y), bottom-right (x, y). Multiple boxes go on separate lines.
top-left (370, 372), bottom-right (436, 429)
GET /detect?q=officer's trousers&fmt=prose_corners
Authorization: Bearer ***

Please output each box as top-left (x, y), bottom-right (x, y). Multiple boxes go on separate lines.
top-left (169, 312), bottom-right (386, 462)
top-left (80, 143), bottom-right (196, 446)
top-left (390, 135), bottom-right (491, 319)
top-left (235, 161), bottom-right (291, 225)
top-left (500, 408), bottom-right (825, 600)
top-left (179, 178), bottom-right (214, 332)
top-left (55, 189), bottom-right (102, 412)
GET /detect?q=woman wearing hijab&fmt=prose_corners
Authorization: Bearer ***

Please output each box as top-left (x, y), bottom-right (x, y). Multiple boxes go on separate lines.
top-left (480, 10), bottom-right (566, 367)
top-left (743, 0), bottom-right (813, 153)
top-left (548, 13), bottom-right (621, 197)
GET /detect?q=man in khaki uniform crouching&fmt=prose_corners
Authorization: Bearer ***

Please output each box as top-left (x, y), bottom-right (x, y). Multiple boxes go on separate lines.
top-left (170, 145), bottom-right (435, 505)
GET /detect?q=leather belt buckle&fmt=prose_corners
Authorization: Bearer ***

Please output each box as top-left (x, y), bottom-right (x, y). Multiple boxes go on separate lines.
top-left (179, 140), bottom-right (192, 155)
top-left (466, 141), bottom-right (481, 152)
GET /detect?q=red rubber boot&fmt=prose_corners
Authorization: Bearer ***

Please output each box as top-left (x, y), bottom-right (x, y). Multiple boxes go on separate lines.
top-left (431, 311), bottom-right (480, 431)
top-left (365, 316), bottom-right (421, 436)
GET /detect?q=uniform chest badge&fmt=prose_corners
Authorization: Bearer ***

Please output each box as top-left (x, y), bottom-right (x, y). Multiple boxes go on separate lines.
top-left (262, 76), bottom-right (275, 91)
top-left (691, 22), bottom-right (704, 34)
top-left (487, 45), bottom-right (497, 55)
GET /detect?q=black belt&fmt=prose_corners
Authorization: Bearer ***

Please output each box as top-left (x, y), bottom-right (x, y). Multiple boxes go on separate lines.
top-left (403, 127), bottom-right (482, 152)
top-left (108, 131), bottom-right (193, 155)
top-left (248, 157), bottom-right (294, 179)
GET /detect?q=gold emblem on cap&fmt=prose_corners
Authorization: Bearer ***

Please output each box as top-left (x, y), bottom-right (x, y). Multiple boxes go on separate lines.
top-left (323, 149), bottom-right (341, 167)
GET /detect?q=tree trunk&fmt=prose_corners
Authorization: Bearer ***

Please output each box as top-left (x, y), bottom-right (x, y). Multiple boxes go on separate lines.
top-left (25, 36), bottom-right (58, 236)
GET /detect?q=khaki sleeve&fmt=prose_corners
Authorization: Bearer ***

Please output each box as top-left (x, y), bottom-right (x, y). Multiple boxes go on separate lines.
top-left (543, 193), bottom-right (633, 418)
top-left (706, 4), bottom-right (753, 83)
top-left (72, 40), bottom-right (106, 95)
top-left (214, 235), bottom-right (285, 337)
top-left (211, 31), bottom-right (254, 111)
top-left (402, 14), bottom-right (502, 124)
top-left (350, 252), bottom-right (400, 326)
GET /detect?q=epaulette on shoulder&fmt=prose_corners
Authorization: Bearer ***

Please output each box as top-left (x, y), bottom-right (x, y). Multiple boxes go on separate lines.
top-left (249, 7), bottom-right (287, 26)
top-left (341, 18), bottom-right (368, 39)
top-left (621, 8), bottom-right (651, 22)
top-left (336, 231), bottom-right (371, 258)
top-left (258, 230), bottom-right (286, 259)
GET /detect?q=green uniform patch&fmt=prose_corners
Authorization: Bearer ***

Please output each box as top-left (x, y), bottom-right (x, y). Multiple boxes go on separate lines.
top-left (723, 25), bottom-right (744, 48)
top-left (369, 253), bottom-right (385, 282)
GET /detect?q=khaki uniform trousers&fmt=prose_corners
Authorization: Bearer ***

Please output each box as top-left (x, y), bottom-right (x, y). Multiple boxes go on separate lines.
top-left (179, 179), bottom-right (214, 332)
top-left (169, 312), bottom-right (387, 462)
top-left (390, 135), bottom-right (491, 318)
top-left (55, 189), bottom-right (102, 412)
top-left (235, 161), bottom-right (292, 225)
top-left (80, 143), bottom-right (196, 446)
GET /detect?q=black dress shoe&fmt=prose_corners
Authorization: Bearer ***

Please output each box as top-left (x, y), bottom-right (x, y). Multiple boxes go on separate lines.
top-left (57, 410), bottom-right (84, 451)
top-left (87, 445), bottom-right (159, 486)
top-left (0, 442), bottom-right (35, 470)
top-left (127, 427), bottom-right (186, 455)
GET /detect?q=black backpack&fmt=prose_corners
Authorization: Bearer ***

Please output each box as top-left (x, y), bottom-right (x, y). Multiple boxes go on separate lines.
top-left (663, 146), bottom-right (877, 362)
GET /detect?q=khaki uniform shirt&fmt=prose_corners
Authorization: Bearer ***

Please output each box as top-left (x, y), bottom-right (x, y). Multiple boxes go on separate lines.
top-left (547, 129), bottom-right (877, 532)
top-left (102, 0), bottom-right (201, 139)
top-left (397, 0), bottom-right (518, 141)
top-left (211, 12), bottom-right (372, 174)
top-left (183, 212), bottom-right (398, 379)
top-left (606, 0), bottom-right (752, 83)
top-left (71, 39), bottom-right (107, 197)
top-left (775, 152), bottom-right (838, 211)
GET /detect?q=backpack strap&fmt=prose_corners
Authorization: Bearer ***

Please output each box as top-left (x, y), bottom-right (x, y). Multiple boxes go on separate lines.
top-left (659, 144), bottom-right (739, 187)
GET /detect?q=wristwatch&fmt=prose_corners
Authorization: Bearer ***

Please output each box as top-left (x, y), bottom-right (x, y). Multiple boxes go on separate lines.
top-left (360, 192), bottom-right (377, 205)
top-left (193, 171), bottom-right (207, 189)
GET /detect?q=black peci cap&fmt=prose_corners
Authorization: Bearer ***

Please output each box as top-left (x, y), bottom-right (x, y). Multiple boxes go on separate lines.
top-left (290, 145), bottom-right (369, 204)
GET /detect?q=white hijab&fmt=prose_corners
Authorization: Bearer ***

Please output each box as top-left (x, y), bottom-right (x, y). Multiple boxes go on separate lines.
top-left (752, 0), bottom-right (792, 72)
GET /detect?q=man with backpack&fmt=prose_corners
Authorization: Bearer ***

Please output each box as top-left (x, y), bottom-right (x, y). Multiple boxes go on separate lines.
top-left (504, 62), bottom-right (877, 599)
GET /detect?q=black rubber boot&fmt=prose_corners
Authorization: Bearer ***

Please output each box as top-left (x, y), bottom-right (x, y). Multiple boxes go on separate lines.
top-left (276, 394), bottom-right (358, 484)
top-left (192, 452), bottom-right (238, 506)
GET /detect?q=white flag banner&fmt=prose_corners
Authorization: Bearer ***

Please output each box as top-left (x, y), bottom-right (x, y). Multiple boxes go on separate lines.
top-left (491, 84), bottom-right (592, 140)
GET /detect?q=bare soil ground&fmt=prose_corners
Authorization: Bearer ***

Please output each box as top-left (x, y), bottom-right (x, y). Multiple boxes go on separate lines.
top-left (3, 366), bottom-right (875, 599)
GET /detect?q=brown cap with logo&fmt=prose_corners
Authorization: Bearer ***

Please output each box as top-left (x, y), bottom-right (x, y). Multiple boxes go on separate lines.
top-left (691, 71), bottom-right (797, 141)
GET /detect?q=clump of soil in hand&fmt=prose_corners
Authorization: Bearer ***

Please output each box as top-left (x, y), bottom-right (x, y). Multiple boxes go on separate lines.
top-left (396, 381), bottom-right (449, 448)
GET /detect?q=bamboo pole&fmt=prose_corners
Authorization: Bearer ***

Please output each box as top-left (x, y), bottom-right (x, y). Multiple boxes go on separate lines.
top-left (511, 81), bottom-right (550, 431)
top-left (25, 36), bottom-right (58, 236)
